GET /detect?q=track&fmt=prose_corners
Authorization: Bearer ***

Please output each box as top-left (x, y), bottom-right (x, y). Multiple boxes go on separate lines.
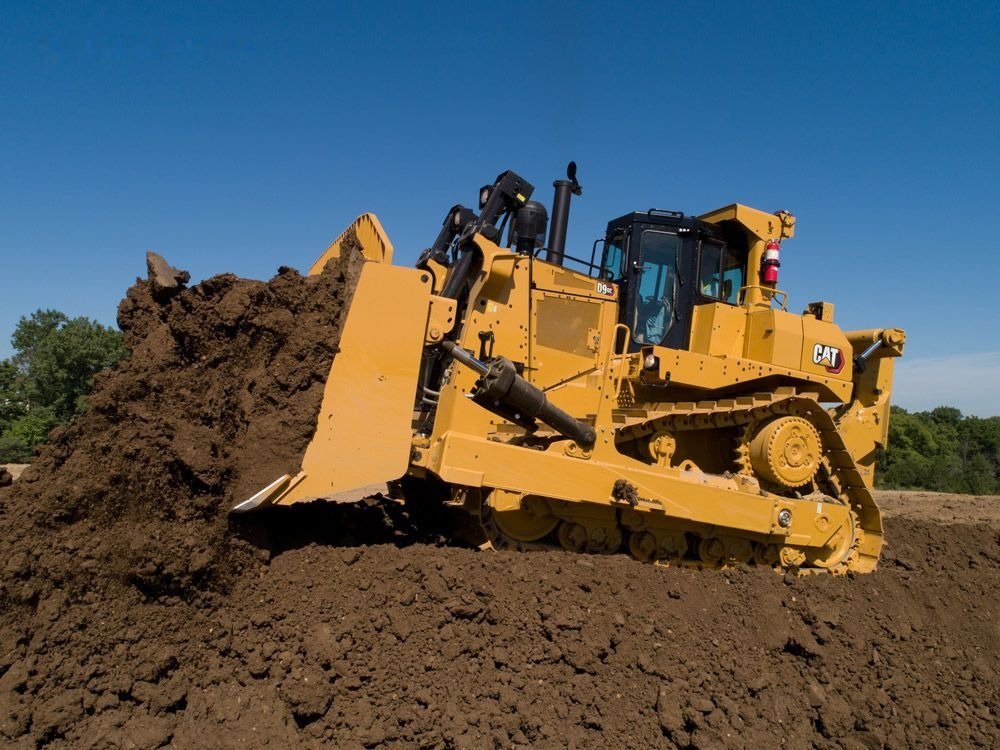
top-left (463, 390), bottom-right (879, 575)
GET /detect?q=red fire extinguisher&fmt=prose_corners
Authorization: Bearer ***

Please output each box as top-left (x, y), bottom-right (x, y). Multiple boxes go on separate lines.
top-left (761, 239), bottom-right (781, 286)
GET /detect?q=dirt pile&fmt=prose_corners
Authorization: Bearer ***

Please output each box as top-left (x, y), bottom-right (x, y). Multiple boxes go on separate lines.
top-left (1, 503), bottom-right (997, 748)
top-left (0, 249), bottom-right (997, 748)
top-left (1, 244), bottom-right (363, 603)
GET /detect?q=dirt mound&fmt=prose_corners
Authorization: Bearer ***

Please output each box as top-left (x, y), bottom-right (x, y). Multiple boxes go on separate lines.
top-left (0, 250), bottom-right (997, 747)
top-left (1, 503), bottom-right (997, 748)
top-left (1, 244), bottom-right (364, 604)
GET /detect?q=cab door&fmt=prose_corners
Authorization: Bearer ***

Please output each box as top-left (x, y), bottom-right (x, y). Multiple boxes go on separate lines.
top-left (630, 224), bottom-right (686, 350)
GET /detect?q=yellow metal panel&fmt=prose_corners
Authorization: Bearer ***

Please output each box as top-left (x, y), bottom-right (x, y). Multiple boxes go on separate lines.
top-left (275, 263), bottom-right (430, 503)
top-left (689, 303), bottom-right (747, 358)
top-left (744, 309), bottom-right (802, 371)
top-left (478, 254), bottom-right (519, 299)
top-left (549, 269), bottom-right (603, 293)
top-left (532, 261), bottom-right (619, 300)
top-left (463, 250), bottom-right (531, 365)
top-left (530, 291), bottom-right (612, 392)
top-left (308, 213), bottom-right (394, 275)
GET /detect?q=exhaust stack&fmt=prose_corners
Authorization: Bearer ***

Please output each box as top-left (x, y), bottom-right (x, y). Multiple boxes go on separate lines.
top-left (545, 161), bottom-right (582, 266)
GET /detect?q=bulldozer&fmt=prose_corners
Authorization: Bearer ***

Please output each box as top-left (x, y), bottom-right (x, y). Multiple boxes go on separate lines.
top-left (233, 164), bottom-right (905, 574)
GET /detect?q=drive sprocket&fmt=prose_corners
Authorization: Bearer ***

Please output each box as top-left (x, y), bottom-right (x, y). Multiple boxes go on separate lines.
top-left (747, 415), bottom-right (822, 488)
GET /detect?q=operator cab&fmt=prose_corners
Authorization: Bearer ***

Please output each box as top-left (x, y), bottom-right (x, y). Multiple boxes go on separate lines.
top-left (599, 210), bottom-right (748, 351)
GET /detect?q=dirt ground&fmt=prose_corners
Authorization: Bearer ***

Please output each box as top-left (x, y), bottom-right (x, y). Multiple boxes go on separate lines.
top-left (874, 490), bottom-right (999, 527)
top-left (0, 256), bottom-right (996, 748)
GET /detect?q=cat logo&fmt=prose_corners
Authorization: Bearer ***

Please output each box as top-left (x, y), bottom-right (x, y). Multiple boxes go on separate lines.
top-left (812, 343), bottom-right (845, 374)
top-left (595, 281), bottom-right (615, 296)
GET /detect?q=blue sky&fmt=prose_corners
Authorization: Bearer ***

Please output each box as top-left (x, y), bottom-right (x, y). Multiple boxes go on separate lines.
top-left (2, 1), bottom-right (998, 414)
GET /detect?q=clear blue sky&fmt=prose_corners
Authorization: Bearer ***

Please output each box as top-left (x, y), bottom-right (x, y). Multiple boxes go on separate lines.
top-left (2, 1), bottom-right (998, 414)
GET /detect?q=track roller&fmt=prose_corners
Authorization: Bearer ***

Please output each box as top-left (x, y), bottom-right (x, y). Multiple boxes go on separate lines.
top-left (557, 521), bottom-right (587, 553)
top-left (557, 519), bottom-right (621, 554)
top-left (657, 532), bottom-right (687, 562)
top-left (698, 537), bottom-right (725, 567)
top-left (628, 531), bottom-right (658, 562)
top-left (753, 543), bottom-right (781, 567)
top-left (722, 537), bottom-right (753, 566)
top-left (695, 536), bottom-right (754, 568)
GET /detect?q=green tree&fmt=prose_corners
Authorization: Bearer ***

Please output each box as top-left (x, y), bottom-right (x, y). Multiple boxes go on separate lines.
top-left (879, 406), bottom-right (1000, 494)
top-left (0, 310), bottom-right (127, 463)
top-left (879, 407), bottom-right (941, 489)
top-left (0, 359), bottom-right (27, 427)
top-left (24, 316), bottom-right (127, 421)
top-left (11, 309), bottom-right (68, 370)
top-left (954, 416), bottom-right (1000, 494)
top-left (0, 407), bottom-right (57, 463)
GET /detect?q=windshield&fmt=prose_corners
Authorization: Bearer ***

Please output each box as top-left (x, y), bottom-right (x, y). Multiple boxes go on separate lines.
top-left (632, 230), bottom-right (681, 345)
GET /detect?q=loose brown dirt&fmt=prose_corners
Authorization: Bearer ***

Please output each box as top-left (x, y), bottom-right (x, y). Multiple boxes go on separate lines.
top-left (0, 255), bottom-right (997, 748)
top-left (874, 490), bottom-right (1000, 527)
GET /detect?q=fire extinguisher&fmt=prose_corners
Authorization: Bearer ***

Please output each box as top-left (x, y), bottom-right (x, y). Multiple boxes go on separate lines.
top-left (761, 239), bottom-right (781, 286)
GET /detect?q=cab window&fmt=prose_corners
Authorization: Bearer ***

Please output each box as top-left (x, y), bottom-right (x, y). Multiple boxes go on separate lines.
top-left (600, 230), bottom-right (625, 280)
top-left (698, 241), bottom-right (745, 305)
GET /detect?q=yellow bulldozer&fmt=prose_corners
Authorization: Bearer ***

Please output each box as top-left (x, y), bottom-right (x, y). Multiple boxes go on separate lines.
top-left (233, 164), bottom-right (905, 574)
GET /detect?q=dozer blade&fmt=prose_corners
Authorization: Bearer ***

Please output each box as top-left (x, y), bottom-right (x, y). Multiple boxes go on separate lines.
top-left (308, 213), bottom-right (393, 273)
top-left (232, 261), bottom-right (432, 512)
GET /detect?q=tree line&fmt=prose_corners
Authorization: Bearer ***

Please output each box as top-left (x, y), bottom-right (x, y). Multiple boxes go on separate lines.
top-left (0, 310), bottom-right (997, 495)
top-left (0, 310), bottom-right (126, 462)
top-left (877, 406), bottom-right (1000, 495)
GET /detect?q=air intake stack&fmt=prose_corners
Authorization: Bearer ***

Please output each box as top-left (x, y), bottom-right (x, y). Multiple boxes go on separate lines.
top-left (545, 161), bottom-right (582, 266)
